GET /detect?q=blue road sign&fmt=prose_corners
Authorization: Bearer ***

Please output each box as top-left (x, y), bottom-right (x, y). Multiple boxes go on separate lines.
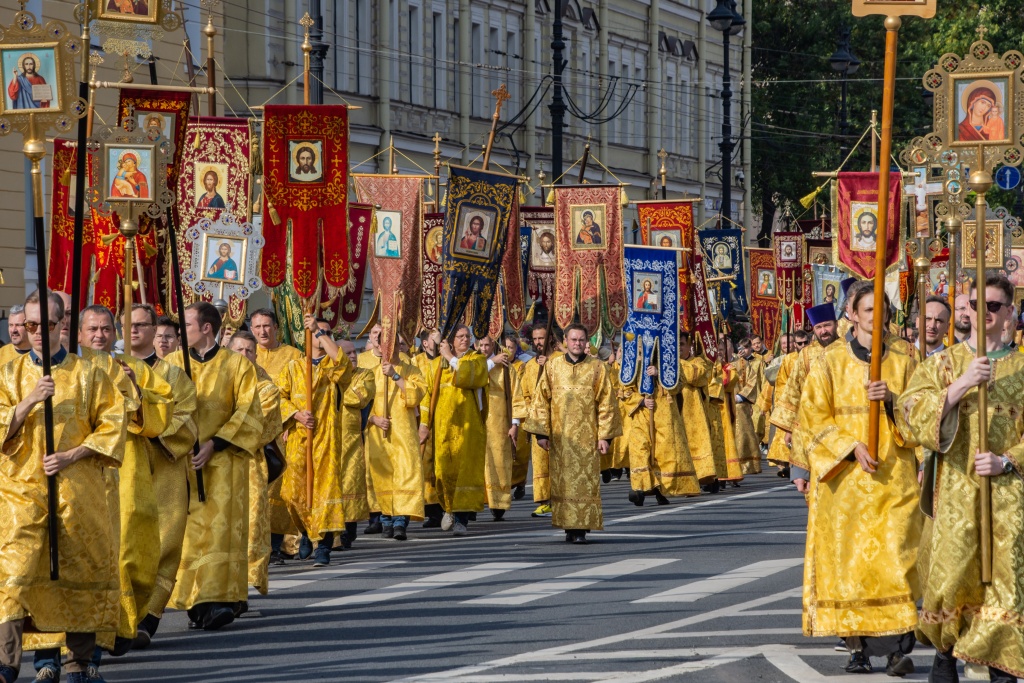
top-left (996, 165), bottom-right (1022, 191)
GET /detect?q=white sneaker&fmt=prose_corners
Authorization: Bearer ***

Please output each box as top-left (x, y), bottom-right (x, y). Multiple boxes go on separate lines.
top-left (441, 512), bottom-right (454, 531)
top-left (452, 521), bottom-right (468, 536)
top-left (964, 663), bottom-right (989, 680)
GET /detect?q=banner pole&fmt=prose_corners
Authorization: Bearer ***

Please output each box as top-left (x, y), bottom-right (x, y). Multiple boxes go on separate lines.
top-left (971, 169), bottom-right (994, 584)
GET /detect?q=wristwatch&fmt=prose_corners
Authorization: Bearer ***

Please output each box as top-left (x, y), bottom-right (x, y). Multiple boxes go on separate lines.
top-left (314, 329), bottom-right (328, 339)
top-left (1001, 455), bottom-right (1015, 473)
top-left (391, 371), bottom-right (401, 381)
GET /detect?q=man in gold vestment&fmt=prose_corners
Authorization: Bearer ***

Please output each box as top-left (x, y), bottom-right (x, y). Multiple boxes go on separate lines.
top-left (477, 337), bottom-right (517, 519)
top-left (732, 339), bottom-right (763, 474)
top-left (799, 288), bottom-right (921, 677)
top-left (899, 275), bottom-right (1024, 683)
top-left (526, 324), bottom-right (621, 544)
top-left (167, 302), bottom-right (262, 631)
top-left (412, 330), bottom-right (444, 527)
top-left (503, 331), bottom-right (532, 498)
top-left (0, 305), bottom-right (29, 366)
top-left (338, 340), bottom-right (375, 545)
top-left (128, 305), bottom-right (197, 648)
top-left (418, 325), bottom-right (488, 536)
top-left (252, 308), bottom-right (302, 382)
top-left (708, 339), bottom-right (743, 485)
top-left (0, 292), bottom-right (125, 683)
top-left (277, 316), bottom-right (354, 564)
top-left (678, 333), bottom-right (720, 487)
top-left (512, 326), bottom-right (554, 518)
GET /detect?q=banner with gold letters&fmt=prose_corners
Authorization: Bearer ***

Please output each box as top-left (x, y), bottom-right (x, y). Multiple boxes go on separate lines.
top-left (552, 185), bottom-right (627, 335)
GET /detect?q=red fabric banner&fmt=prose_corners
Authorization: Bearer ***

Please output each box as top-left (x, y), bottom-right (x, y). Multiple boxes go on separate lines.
top-left (692, 254), bottom-right (718, 362)
top-left (337, 203), bottom-right (374, 326)
top-left (501, 201), bottom-right (526, 331)
top-left (637, 199), bottom-right (696, 333)
top-left (523, 206), bottom-right (555, 313)
top-left (552, 185), bottom-right (626, 335)
top-left (748, 248), bottom-right (781, 350)
top-left (262, 105), bottom-right (349, 300)
top-left (48, 139), bottom-right (95, 301)
top-left (773, 232), bottom-right (804, 307)
top-left (353, 174), bottom-right (423, 361)
top-left (420, 212), bottom-right (445, 332)
top-left (834, 171), bottom-right (903, 279)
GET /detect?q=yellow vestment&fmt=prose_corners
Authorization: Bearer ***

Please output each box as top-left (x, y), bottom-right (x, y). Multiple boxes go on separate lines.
top-left (525, 355), bottom-right (622, 530)
top-left (483, 360), bottom-right (518, 510)
top-left (0, 345), bottom-right (28, 367)
top-left (256, 343), bottom-right (302, 384)
top-left (799, 342), bottom-right (922, 638)
top-left (622, 375), bottom-right (699, 497)
top-left (731, 356), bottom-right (762, 475)
top-left (412, 352), bottom-right (440, 506)
top-left (340, 368), bottom-right (375, 521)
top-left (678, 355), bottom-right (719, 482)
top-left (898, 343), bottom-right (1024, 676)
top-left (167, 347), bottom-right (262, 610)
top-left (256, 342), bottom-right (302, 539)
top-left (512, 357), bottom-right (549, 502)
top-left (771, 341), bottom-right (830, 471)
top-left (765, 352), bottom-right (797, 465)
top-left (249, 365), bottom-right (284, 594)
top-left (708, 362), bottom-right (743, 481)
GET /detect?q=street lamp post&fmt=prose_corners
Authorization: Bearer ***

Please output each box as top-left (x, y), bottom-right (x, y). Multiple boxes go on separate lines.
top-left (550, 0), bottom-right (567, 185)
top-left (707, 0), bottom-right (744, 226)
top-left (830, 26), bottom-right (860, 163)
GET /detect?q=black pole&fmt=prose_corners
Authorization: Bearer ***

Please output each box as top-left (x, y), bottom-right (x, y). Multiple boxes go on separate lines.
top-left (309, 0), bottom-right (328, 106)
top-left (68, 80), bottom-right (89, 356)
top-left (550, 0), bottom-right (566, 185)
top-left (720, 28), bottom-right (733, 226)
top-left (839, 72), bottom-right (849, 162)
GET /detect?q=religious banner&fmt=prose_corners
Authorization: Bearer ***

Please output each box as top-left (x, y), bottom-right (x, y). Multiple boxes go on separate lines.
top-left (487, 201), bottom-right (528, 336)
top-left (620, 245), bottom-right (679, 393)
top-left (183, 214), bottom-right (264, 302)
top-left (812, 263), bottom-right (846, 318)
top-left (772, 231), bottom-right (804, 308)
top-left (439, 165), bottom-right (518, 339)
top-left (692, 254), bottom-right (718, 363)
top-left (832, 171), bottom-right (904, 279)
top-left (748, 248), bottom-right (781, 350)
top-left (420, 212), bottom-right (445, 331)
top-left (261, 105), bottom-right (349, 300)
top-left (698, 228), bottom-right (746, 315)
top-left (335, 203), bottom-right (373, 327)
top-left (86, 0), bottom-right (181, 58)
top-left (637, 199), bottom-right (697, 332)
top-left (523, 206), bottom-right (556, 315)
top-left (353, 174), bottom-right (424, 360)
top-left (48, 138), bottom-right (98, 301)
top-left (175, 117), bottom-right (252, 323)
top-left (552, 185), bottom-right (627, 335)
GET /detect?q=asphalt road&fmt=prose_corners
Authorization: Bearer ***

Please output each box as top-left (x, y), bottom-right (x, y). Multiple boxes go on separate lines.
top-left (97, 470), bottom-right (942, 683)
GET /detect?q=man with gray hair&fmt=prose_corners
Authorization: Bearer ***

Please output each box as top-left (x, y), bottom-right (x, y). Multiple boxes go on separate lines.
top-left (0, 305), bottom-right (29, 365)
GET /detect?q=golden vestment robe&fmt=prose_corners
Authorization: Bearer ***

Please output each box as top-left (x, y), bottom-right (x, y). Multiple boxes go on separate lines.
top-left (249, 365), bottom-right (284, 594)
top-left (525, 355), bottom-right (622, 530)
top-left (167, 347), bottom-right (262, 610)
top-left (365, 359), bottom-right (426, 519)
top-left (623, 376), bottom-right (699, 497)
top-left (340, 368), bottom-right (374, 521)
top-left (278, 354), bottom-right (355, 538)
top-left (678, 356), bottom-right (719, 482)
top-left (0, 353), bottom-right (125, 635)
top-left (510, 359), bottom-right (532, 486)
top-left (0, 345), bottom-right (27, 367)
top-left (771, 341), bottom-right (830, 471)
top-left (256, 343), bottom-right (302, 383)
top-left (766, 352), bottom-right (797, 466)
top-left (799, 342), bottom-right (922, 638)
top-left (606, 361), bottom-right (629, 471)
top-left (708, 362), bottom-right (743, 481)
top-left (146, 358), bottom-right (197, 618)
top-left (484, 361), bottom-right (518, 510)
top-left (256, 343), bottom-right (302, 541)
top-left (732, 357), bottom-right (762, 475)
top-left (412, 352), bottom-right (440, 506)
top-left (421, 351), bottom-right (489, 513)
top-left (898, 343), bottom-right (1024, 676)
top-left (512, 357), bottom-right (550, 502)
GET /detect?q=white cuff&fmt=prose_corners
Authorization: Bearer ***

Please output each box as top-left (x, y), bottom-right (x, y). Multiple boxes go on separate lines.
top-left (512, 418), bottom-right (521, 426)
top-left (487, 359), bottom-right (496, 371)
top-left (448, 357), bottom-right (459, 370)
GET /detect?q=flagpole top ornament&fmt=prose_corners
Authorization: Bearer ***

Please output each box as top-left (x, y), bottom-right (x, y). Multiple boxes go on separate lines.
top-left (300, 12), bottom-right (314, 53)
top-left (850, 0), bottom-right (935, 18)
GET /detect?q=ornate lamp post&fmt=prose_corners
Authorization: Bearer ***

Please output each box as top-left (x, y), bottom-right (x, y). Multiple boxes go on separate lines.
top-left (707, 0), bottom-right (745, 224)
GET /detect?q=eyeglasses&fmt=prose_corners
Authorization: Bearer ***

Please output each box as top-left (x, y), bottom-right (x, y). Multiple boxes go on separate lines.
top-left (969, 300), bottom-right (1010, 313)
top-left (23, 321), bottom-right (58, 333)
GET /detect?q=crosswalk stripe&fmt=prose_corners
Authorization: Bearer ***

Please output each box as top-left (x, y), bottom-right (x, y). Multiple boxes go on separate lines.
top-left (631, 557), bottom-right (803, 604)
top-left (256, 560), bottom-right (406, 594)
top-left (309, 562), bottom-right (539, 608)
top-left (465, 559), bottom-right (678, 606)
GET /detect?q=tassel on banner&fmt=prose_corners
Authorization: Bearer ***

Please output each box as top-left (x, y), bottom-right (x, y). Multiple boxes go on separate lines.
top-left (266, 198), bottom-right (281, 226)
top-left (619, 186), bottom-right (630, 208)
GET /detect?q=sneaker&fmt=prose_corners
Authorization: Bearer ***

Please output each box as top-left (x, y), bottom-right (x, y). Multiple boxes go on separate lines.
top-left (571, 531), bottom-right (588, 545)
top-left (132, 627), bottom-right (151, 650)
top-left (834, 639), bottom-right (848, 652)
top-left (441, 513), bottom-right (454, 531)
top-left (312, 547), bottom-right (330, 567)
top-left (382, 525), bottom-right (394, 539)
top-left (844, 651), bottom-right (872, 674)
top-left (269, 550), bottom-right (286, 566)
top-left (885, 652), bottom-right (914, 677)
top-left (34, 665), bottom-right (59, 681)
top-left (393, 526), bottom-right (408, 541)
top-left (85, 664), bottom-right (106, 683)
top-left (298, 535), bottom-right (313, 560)
top-left (491, 509), bottom-right (506, 521)
top-left (452, 521), bottom-right (468, 536)
top-left (531, 504), bottom-right (552, 518)
top-left (512, 484), bottom-right (526, 500)
top-left (611, 468), bottom-right (624, 480)
top-left (364, 520), bottom-right (383, 535)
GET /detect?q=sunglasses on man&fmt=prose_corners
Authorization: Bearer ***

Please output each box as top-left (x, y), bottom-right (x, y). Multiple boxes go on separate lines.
top-left (969, 300), bottom-right (1010, 313)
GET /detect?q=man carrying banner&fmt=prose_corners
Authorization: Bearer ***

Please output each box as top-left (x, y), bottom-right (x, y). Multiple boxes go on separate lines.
top-left (678, 332), bottom-right (721, 487)
top-left (733, 339), bottom-right (764, 474)
top-left (512, 325), bottom-right (555, 518)
top-left (526, 324), bottom-right (621, 544)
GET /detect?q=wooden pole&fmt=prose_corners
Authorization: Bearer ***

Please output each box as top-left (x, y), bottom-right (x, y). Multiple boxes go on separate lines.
top-left (482, 84), bottom-right (510, 170)
top-left (971, 169), bottom-right (994, 584)
top-left (301, 13), bottom-right (315, 506)
top-left (204, 14), bottom-right (217, 116)
top-left (578, 143), bottom-right (591, 184)
top-left (870, 109), bottom-right (879, 173)
top-left (915, 254), bottom-right (928, 358)
top-left (946, 216), bottom-right (961, 346)
top-left (867, 17), bottom-right (900, 460)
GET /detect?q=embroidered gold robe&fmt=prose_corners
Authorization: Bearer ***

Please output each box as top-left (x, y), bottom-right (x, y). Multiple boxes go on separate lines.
top-left (256, 343), bottom-right (302, 542)
top-left (709, 362), bottom-right (743, 481)
top-left (412, 352), bottom-right (440, 506)
top-left (606, 361), bottom-right (630, 471)
top-left (249, 365), bottom-right (284, 594)
top-left (799, 342), bottom-right (922, 638)
top-left (766, 352), bottom-right (797, 466)
top-left (898, 343), bottom-right (1024, 676)
top-left (0, 345), bottom-right (27, 367)
top-left (771, 341), bottom-right (830, 471)
top-left (256, 343), bottom-right (302, 384)
top-left (525, 355), bottom-right (622, 530)
top-left (484, 361), bottom-right (518, 510)
top-left (340, 368), bottom-right (374, 521)
top-left (512, 357), bottom-right (549, 502)
top-left (365, 359), bottom-right (426, 519)
top-left (510, 359), bottom-right (532, 487)
top-left (732, 356), bottom-right (762, 475)
top-left (277, 354), bottom-right (354, 538)
top-left (623, 376), bottom-right (699, 497)
top-left (679, 356), bottom-right (719, 482)
top-left (0, 353), bottom-right (125, 635)
top-left (420, 351), bottom-right (488, 512)
top-left (167, 348), bottom-right (262, 610)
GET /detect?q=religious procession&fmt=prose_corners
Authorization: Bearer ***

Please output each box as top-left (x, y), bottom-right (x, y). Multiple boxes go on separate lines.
top-left (0, 0), bottom-right (1022, 681)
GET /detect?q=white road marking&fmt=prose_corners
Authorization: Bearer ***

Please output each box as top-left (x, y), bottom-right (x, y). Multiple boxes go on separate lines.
top-left (592, 530), bottom-right (805, 540)
top-left (632, 557), bottom-right (803, 604)
top-left (256, 561), bottom-right (405, 594)
top-left (310, 562), bottom-right (538, 608)
top-left (465, 559), bottom-right (677, 606)
top-left (605, 484), bottom-right (792, 526)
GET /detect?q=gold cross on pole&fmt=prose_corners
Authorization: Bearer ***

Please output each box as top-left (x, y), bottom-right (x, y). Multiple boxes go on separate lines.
top-left (482, 84), bottom-right (511, 170)
top-left (658, 148), bottom-right (668, 189)
top-left (977, 6), bottom-right (989, 40)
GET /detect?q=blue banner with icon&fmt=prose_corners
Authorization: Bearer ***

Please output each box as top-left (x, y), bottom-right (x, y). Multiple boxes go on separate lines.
top-left (620, 245), bottom-right (679, 393)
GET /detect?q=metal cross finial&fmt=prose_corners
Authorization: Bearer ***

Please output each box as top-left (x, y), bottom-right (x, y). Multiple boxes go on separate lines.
top-left (432, 132), bottom-right (442, 148)
top-left (492, 84), bottom-right (510, 109)
top-left (977, 6), bottom-right (988, 40)
top-left (300, 12), bottom-right (314, 37)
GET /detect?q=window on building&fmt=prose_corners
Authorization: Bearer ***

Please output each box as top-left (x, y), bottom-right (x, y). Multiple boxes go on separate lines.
top-left (453, 18), bottom-right (461, 107)
top-left (356, 0), bottom-right (372, 95)
top-left (472, 22), bottom-right (483, 116)
top-left (433, 11), bottom-right (447, 109)
top-left (389, 0), bottom-right (399, 100)
top-left (409, 2), bottom-right (423, 105)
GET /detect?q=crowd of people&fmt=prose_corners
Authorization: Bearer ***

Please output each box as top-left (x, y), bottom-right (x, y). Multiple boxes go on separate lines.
top-left (0, 272), bottom-right (1017, 682)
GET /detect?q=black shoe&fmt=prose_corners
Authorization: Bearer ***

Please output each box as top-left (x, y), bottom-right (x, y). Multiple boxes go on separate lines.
top-left (203, 605), bottom-right (235, 631)
top-left (0, 665), bottom-right (16, 683)
top-left (602, 470), bottom-right (612, 483)
top-left (654, 490), bottom-right (670, 506)
top-left (930, 650), bottom-right (959, 683)
top-left (298, 535), bottom-right (313, 560)
top-left (133, 628), bottom-right (151, 650)
top-left (571, 531), bottom-right (588, 545)
top-left (422, 517), bottom-right (442, 528)
top-left (382, 525), bottom-right (394, 539)
top-left (611, 468), bottom-right (623, 480)
top-left (845, 652), bottom-right (872, 674)
top-left (886, 652), bottom-right (914, 677)
top-left (491, 509), bottom-right (506, 521)
top-left (233, 600), bottom-right (248, 618)
top-left (312, 547), bottom-right (331, 566)
top-left (730, 481), bottom-right (741, 488)
top-left (187, 620), bottom-right (201, 630)
top-left (139, 613), bottom-right (160, 637)
top-left (565, 530), bottom-right (573, 543)
top-left (269, 550), bottom-right (286, 566)
top-left (989, 667), bottom-right (1016, 683)
top-left (364, 520), bottom-right (383, 535)
top-left (628, 490), bottom-right (645, 507)
top-left (339, 534), bottom-right (353, 550)
top-left (778, 467), bottom-right (790, 478)
top-left (109, 635), bottom-right (134, 656)
top-left (468, 512), bottom-right (477, 521)
top-left (512, 484), bottom-right (526, 500)
top-left (393, 526), bottom-right (408, 541)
